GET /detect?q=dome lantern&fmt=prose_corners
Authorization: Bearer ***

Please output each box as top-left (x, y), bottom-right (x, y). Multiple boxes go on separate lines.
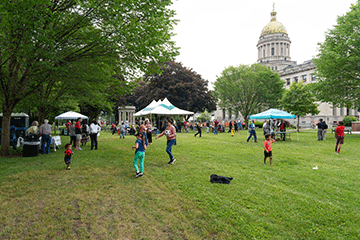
top-left (260, 3), bottom-right (287, 37)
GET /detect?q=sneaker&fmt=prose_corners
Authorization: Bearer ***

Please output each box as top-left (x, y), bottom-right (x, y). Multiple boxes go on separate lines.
top-left (135, 172), bottom-right (143, 178)
top-left (79, 148), bottom-right (82, 151)
top-left (336, 152), bottom-right (340, 155)
top-left (168, 158), bottom-right (176, 164)
top-left (66, 166), bottom-right (71, 170)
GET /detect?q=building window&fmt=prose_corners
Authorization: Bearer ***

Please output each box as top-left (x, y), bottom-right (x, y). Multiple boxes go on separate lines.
top-left (286, 78), bottom-right (290, 86)
top-left (281, 48), bottom-right (283, 55)
top-left (340, 108), bottom-right (343, 116)
top-left (311, 75), bottom-right (316, 82)
top-left (333, 104), bottom-right (336, 116)
top-left (294, 76), bottom-right (298, 83)
top-left (222, 109), bottom-right (226, 119)
top-left (275, 66), bottom-right (277, 70)
top-left (228, 109), bottom-right (232, 119)
top-left (302, 75), bottom-right (307, 82)
top-left (263, 49), bottom-right (265, 57)
top-left (271, 48), bottom-right (275, 56)
top-left (271, 67), bottom-right (274, 70)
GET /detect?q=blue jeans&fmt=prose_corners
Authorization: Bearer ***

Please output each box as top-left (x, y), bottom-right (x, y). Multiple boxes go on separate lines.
top-left (41, 134), bottom-right (51, 154)
top-left (142, 132), bottom-right (148, 146)
top-left (166, 139), bottom-right (176, 160)
top-left (214, 127), bottom-right (218, 135)
top-left (247, 130), bottom-right (257, 142)
top-left (120, 130), bottom-right (125, 139)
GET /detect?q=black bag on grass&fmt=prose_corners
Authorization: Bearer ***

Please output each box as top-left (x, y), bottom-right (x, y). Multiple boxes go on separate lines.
top-left (210, 174), bottom-right (233, 184)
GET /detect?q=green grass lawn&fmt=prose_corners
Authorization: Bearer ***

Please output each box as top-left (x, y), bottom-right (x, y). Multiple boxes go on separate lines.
top-left (1, 130), bottom-right (360, 239)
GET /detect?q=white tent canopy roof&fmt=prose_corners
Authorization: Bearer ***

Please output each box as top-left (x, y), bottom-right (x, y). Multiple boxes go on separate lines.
top-left (134, 98), bottom-right (194, 116)
top-left (54, 111), bottom-right (89, 120)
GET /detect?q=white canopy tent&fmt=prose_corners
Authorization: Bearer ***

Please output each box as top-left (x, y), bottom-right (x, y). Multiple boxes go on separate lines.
top-left (134, 98), bottom-right (194, 116)
top-left (54, 111), bottom-right (89, 120)
top-left (134, 98), bottom-right (195, 132)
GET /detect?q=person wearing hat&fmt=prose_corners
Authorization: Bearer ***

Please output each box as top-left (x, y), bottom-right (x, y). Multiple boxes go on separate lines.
top-left (155, 117), bottom-right (177, 164)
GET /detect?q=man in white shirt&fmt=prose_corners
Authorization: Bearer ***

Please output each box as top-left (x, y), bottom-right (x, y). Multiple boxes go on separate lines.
top-left (89, 121), bottom-right (101, 150)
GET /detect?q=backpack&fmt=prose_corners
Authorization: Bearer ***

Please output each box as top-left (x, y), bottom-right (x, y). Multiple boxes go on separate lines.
top-left (210, 174), bottom-right (233, 184)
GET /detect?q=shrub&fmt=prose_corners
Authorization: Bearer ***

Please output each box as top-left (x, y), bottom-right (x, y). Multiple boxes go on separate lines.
top-left (254, 121), bottom-right (264, 128)
top-left (343, 116), bottom-right (358, 126)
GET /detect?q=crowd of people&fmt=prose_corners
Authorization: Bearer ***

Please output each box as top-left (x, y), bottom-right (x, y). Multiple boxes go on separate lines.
top-left (56, 116), bottom-right (347, 174)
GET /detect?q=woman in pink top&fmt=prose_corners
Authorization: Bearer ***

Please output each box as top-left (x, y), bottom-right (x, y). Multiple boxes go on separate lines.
top-left (155, 117), bottom-right (177, 164)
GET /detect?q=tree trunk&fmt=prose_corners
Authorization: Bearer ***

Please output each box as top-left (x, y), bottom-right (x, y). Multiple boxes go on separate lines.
top-left (0, 106), bottom-right (14, 156)
top-left (297, 115), bottom-right (300, 132)
top-left (244, 115), bottom-right (249, 129)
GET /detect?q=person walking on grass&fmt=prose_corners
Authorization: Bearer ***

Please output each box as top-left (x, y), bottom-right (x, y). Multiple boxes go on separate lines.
top-left (120, 122), bottom-right (126, 139)
top-left (194, 121), bottom-right (202, 137)
top-left (247, 120), bottom-right (257, 142)
top-left (64, 143), bottom-right (73, 170)
top-left (145, 119), bottom-right (153, 145)
top-left (334, 121), bottom-right (345, 155)
top-left (132, 133), bottom-right (146, 178)
top-left (316, 118), bottom-right (324, 141)
top-left (155, 117), bottom-right (177, 164)
top-left (230, 127), bottom-right (234, 137)
top-left (264, 133), bottom-right (275, 167)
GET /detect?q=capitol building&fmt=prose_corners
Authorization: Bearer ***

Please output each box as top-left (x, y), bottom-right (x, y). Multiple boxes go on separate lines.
top-left (214, 6), bottom-right (359, 126)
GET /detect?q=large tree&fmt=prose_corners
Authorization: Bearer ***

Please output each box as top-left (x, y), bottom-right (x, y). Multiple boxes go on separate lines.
top-left (313, 1), bottom-right (360, 109)
top-left (214, 64), bottom-right (284, 128)
top-left (121, 61), bottom-right (216, 113)
top-left (279, 82), bottom-right (320, 131)
top-left (0, 0), bottom-right (178, 156)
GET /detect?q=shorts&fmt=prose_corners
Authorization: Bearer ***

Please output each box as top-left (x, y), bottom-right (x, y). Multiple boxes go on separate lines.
top-left (76, 134), bottom-right (82, 140)
top-left (336, 136), bottom-right (344, 145)
top-left (264, 151), bottom-right (272, 158)
top-left (64, 156), bottom-right (71, 165)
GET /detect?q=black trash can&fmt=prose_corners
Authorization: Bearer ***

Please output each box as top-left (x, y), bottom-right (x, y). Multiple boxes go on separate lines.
top-left (23, 141), bottom-right (40, 157)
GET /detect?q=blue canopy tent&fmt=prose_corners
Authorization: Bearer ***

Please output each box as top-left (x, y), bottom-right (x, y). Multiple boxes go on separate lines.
top-left (249, 109), bottom-right (296, 119)
top-left (249, 109), bottom-right (298, 140)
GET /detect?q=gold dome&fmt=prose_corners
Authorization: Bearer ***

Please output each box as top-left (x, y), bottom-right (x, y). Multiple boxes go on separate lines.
top-left (261, 21), bottom-right (287, 36)
top-left (260, 5), bottom-right (287, 37)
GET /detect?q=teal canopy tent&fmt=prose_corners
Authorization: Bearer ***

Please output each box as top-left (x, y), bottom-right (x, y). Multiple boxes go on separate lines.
top-left (249, 109), bottom-right (296, 119)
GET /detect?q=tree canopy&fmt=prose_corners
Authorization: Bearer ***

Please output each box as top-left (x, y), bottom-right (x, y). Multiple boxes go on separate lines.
top-left (279, 82), bottom-right (319, 131)
top-left (0, 0), bottom-right (178, 156)
top-left (121, 61), bottom-right (216, 114)
top-left (313, 1), bottom-right (360, 108)
top-left (214, 64), bottom-right (284, 128)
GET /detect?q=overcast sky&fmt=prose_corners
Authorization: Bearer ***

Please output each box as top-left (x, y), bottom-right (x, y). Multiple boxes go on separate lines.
top-left (170, 0), bottom-right (357, 88)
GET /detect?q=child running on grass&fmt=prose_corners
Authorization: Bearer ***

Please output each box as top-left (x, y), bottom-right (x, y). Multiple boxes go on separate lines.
top-left (334, 121), bottom-right (345, 155)
top-left (155, 117), bottom-right (177, 164)
top-left (264, 133), bottom-right (275, 167)
top-left (64, 143), bottom-right (73, 170)
top-left (132, 133), bottom-right (146, 178)
top-left (230, 127), bottom-right (234, 137)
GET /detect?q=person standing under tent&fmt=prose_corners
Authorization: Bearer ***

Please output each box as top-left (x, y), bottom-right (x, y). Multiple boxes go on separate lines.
top-left (155, 117), bottom-right (177, 164)
top-left (75, 118), bottom-right (82, 150)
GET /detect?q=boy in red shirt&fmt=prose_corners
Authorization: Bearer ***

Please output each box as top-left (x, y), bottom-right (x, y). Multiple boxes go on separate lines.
top-left (264, 133), bottom-right (275, 167)
top-left (335, 121), bottom-right (345, 155)
top-left (64, 143), bottom-right (73, 170)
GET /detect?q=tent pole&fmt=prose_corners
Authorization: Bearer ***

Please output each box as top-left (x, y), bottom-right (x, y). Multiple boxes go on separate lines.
top-left (193, 114), bottom-right (195, 133)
